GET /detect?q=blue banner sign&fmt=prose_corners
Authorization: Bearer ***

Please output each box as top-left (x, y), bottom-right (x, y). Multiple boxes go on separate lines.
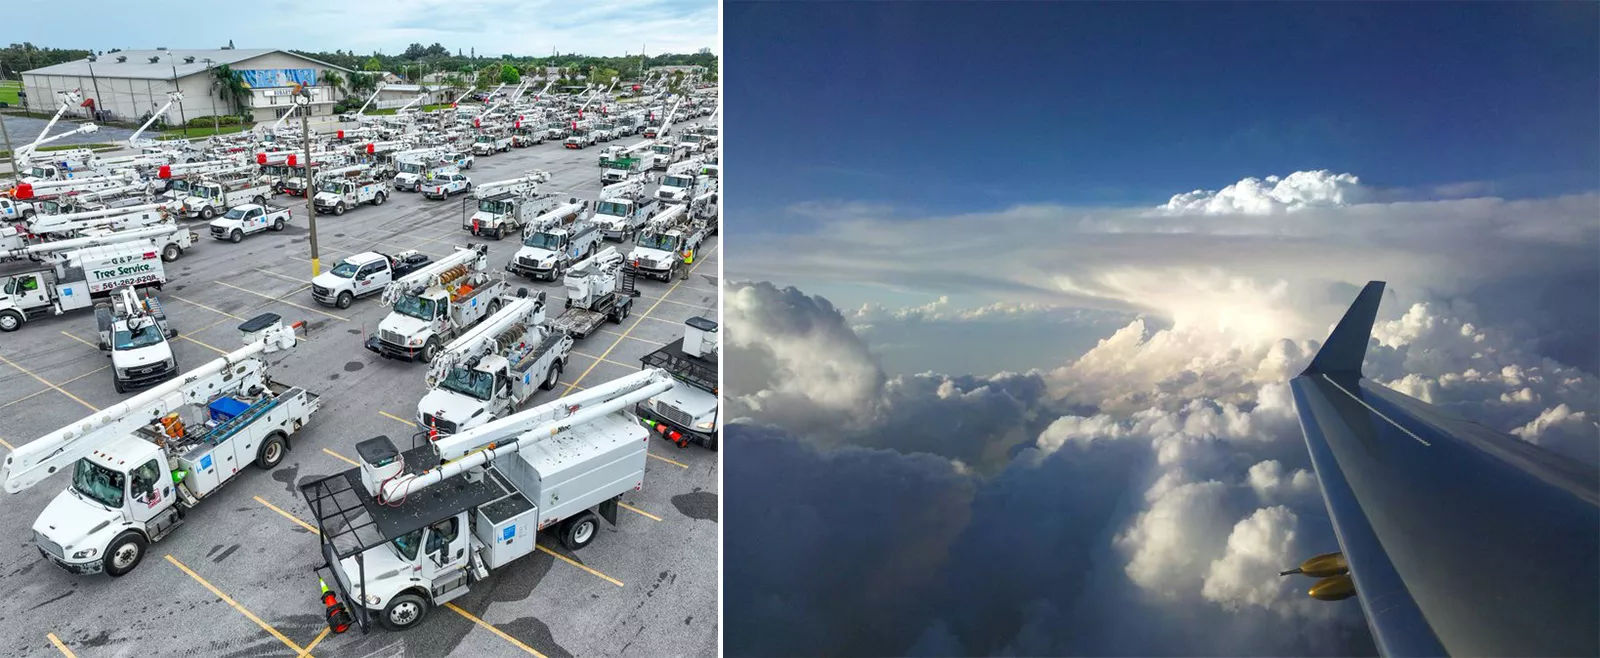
top-left (236, 68), bottom-right (318, 88)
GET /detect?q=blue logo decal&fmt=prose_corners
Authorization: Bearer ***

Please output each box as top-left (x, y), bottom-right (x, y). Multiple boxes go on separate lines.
top-left (501, 525), bottom-right (515, 541)
top-left (200, 454), bottom-right (213, 470)
top-left (523, 373), bottom-right (531, 384)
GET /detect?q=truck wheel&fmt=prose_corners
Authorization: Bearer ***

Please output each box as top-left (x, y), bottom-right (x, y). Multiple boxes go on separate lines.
top-left (420, 338), bottom-right (439, 363)
top-left (162, 244), bottom-right (182, 262)
top-left (540, 362), bottom-right (563, 391)
top-left (336, 291), bottom-right (353, 309)
top-left (334, 203), bottom-right (346, 216)
top-left (486, 299), bottom-right (501, 316)
top-left (380, 593), bottom-right (430, 631)
top-left (252, 195), bottom-right (265, 206)
top-left (705, 434), bottom-right (719, 452)
top-left (257, 433), bottom-right (287, 469)
top-left (1, 310), bottom-right (26, 332)
top-left (230, 229), bottom-right (243, 244)
top-left (493, 225), bottom-right (504, 240)
top-left (272, 218), bottom-right (285, 231)
top-left (560, 511), bottom-right (598, 551)
top-left (22, 209), bottom-right (35, 220)
top-left (104, 531), bottom-right (148, 577)
top-left (114, 377), bottom-right (126, 394)
top-left (200, 206), bottom-right (215, 220)
top-left (373, 193), bottom-right (386, 206)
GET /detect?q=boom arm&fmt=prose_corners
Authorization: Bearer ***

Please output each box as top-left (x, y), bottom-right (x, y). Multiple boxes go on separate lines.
top-left (128, 92), bottom-right (184, 147)
top-left (380, 243), bottom-right (489, 305)
top-left (3, 223), bottom-right (181, 260)
top-left (25, 90), bottom-right (84, 154)
top-left (355, 86), bottom-right (384, 116)
top-left (0, 315), bottom-right (302, 494)
top-left (425, 295), bottom-right (543, 385)
top-left (367, 368), bottom-right (676, 502)
top-left (17, 124), bottom-right (101, 163)
top-left (474, 171), bottom-right (551, 198)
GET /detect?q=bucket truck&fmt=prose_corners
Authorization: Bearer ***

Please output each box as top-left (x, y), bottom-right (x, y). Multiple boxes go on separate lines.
top-left (655, 159), bottom-right (714, 204)
top-left (126, 92), bottom-right (184, 151)
top-left (1, 314), bottom-right (320, 577)
top-left (302, 368), bottom-right (676, 633)
top-left (548, 246), bottom-right (637, 339)
top-left (416, 292), bottom-right (574, 435)
top-left (20, 90), bottom-right (84, 159)
top-left (365, 243), bottom-right (511, 363)
top-left (340, 87), bottom-right (385, 123)
top-left (314, 174), bottom-right (389, 215)
top-left (7, 202), bottom-right (181, 253)
top-left (628, 203), bottom-right (704, 282)
top-left (642, 97), bottom-right (682, 139)
top-left (282, 160), bottom-right (363, 197)
top-left (176, 173), bottom-right (273, 220)
top-left (391, 148), bottom-right (453, 192)
top-left (636, 317), bottom-right (720, 450)
top-left (461, 171), bottom-right (565, 240)
top-left (470, 132), bottom-right (513, 156)
top-left (95, 286), bottom-right (180, 392)
top-left (647, 142), bottom-right (688, 171)
top-left (592, 175), bottom-right (660, 241)
top-left (506, 206), bottom-right (602, 282)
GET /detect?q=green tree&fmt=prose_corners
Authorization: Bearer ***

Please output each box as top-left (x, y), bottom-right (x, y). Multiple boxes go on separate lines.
top-left (363, 56), bottom-right (382, 71)
top-left (211, 64), bottom-right (249, 118)
top-left (499, 65), bottom-right (520, 85)
top-left (321, 70), bottom-right (345, 99)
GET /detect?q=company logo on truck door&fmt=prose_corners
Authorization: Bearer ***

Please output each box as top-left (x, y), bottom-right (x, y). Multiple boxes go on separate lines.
top-left (92, 261), bottom-right (157, 280)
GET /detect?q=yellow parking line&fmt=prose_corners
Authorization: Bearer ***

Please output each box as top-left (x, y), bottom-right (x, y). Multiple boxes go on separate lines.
top-left (254, 496), bottom-right (319, 535)
top-left (179, 334), bottom-right (229, 355)
top-left (168, 294), bottom-right (247, 321)
top-left (297, 627), bottom-right (331, 658)
top-left (535, 545), bottom-right (624, 587)
top-left (215, 281), bottom-right (349, 322)
top-left (571, 350), bottom-right (636, 370)
top-left (0, 353), bottom-right (98, 411)
top-left (59, 331), bottom-right (98, 349)
top-left (379, 410), bottom-right (417, 427)
top-left (619, 502), bottom-right (662, 522)
top-left (634, 295), bottom-right (704, 309)
top-left (443, 603), bottom-right (549, 658)
top-left (323, 448), bottom-right (360, 467)
top-left (648, 452), bottom-right (690, 469)
top-left (46, 633), bottom-right (76, 658)
top-left (0, 436), bottom-right (13, 450)
top-left (165, 555), bottom-right (309, 655)
top-left (0, 366), bottom-right (109, 411)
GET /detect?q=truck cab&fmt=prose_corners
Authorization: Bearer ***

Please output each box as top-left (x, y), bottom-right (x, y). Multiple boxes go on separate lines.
top-left (630, 225), bottom-right (700, 281)
top-left (311, 251), bottom-right (431, 309)
top-left (0, 197), bottom-right (37, 221)
top-left (31, 435), bottom-right (182, 575)
top-left (368, 272), bottom-right (508, 362)
top-left (656, 173), bottom-right (707, 204)
top-left (511, 125), bottom-right (544, 147)
top-left (95, 289), bottom-right (179, 393)
top-left (564, 128), bottom-right (597, 149)
top-left (314, 179), bottom-right (387, 215)
top-left (392, 160), bottom-right (439, 192)
top-left (471, 135), bottom-right (507, 156)
top-left (421, 173), bottom-right (472, 200)
top-left (676, 133), bottom-right (707, 154)
top-left (592, 198), bottom-right (653, 241)
top-left (600, 158), bottom-right (642, 185)
top-left (417, 335), bottom-right (572, 434)
top-left (544, 122), bottom-right (570, 141)
top-left (636, 317), bottom-right (720, 450)
top-left (510, 223), bottom-right (599, 281)
top-left (649, 144), bottom-right (686, 170)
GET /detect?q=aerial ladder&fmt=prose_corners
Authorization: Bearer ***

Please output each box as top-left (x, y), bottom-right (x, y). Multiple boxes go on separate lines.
top-left (26, 202), bottom-right (174, 238)
top-left (577, 77), bottom-right (620, 119)
top-left (395, 93), bottom-right (428, 115)
top-left (127, 92), bottom-right (184, 150)
top-left (10, 171), bottom-right (144, 202)
top-left (351, 85), bottom-right (385, 122)
top-left (474, 171), bottom-right (551, 198)
top-left (2, 223), bottom-right (187, 262)
top-left (424, 295), bottom-right (544, 387)
top-left (18, 90), bottom-right (85, 160)
top-left (16, 124), bottom-right (102, 169)
top-left (380, 244), bottom-right (488, 306)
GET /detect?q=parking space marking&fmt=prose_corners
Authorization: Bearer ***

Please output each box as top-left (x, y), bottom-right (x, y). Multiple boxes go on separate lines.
top-left (443, 603), bottom-right (549, 658)
top-left (214, 281), bottom-right (349, 322)
top-left (256, 267), bottom-right (309, 284)
top-left (634, 295), bottom-right (706, 310)
top-left (535, 545), bottom-right (625, 587)
top-left (59, 331), bottom-right (98, 350)
top-left (46, 633), bottom-right (76, 658)
top-left (0, 436), bottom-right (12, 450)
top-left (0, 366), bottom-right (109, 411)
top-left (164, 555), bottom-right (310, 655)
top-left (297, 628), bottom-right (331, 658)
top-left (180, 334), bottom-right (230, 355)
top-left (571, 350), bottom-right (636, 370)
top-left (619, 502), bottom-right (662, 522)
top-left (379, 411), bottom-right (417, 428)
top-left (0, 353), bottom-right (98, 411)
top-left (254, 496), bottom-right (319, 535)
top-left (323, 448), bottom-right (360, 467)
top-left (639, 313), bottom-right (699, 326)
top-left (596, 329), bottom-right (665, 346)
top-left (648, 452), bottom-right (691, 469)
top-left (168, 295), bottom-right (247, 321)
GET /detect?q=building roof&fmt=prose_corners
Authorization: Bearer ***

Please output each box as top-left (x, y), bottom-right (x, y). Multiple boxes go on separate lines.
top-left (24, 48), bottom-right (350, 80)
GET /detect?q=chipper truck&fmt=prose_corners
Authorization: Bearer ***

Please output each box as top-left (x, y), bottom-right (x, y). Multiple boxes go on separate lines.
top-left (416, 291), bottom-right (574, 435)
top-left (302, 368), bottom-right (677, 633)
top-left (0, 314), bottom-right (320, 576)
top-left (636, 317), bottom-right (720, 451)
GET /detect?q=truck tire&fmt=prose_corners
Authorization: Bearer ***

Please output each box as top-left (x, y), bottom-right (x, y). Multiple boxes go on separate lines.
top-left (419, 338), bottom-right (439, 363)
top-left (252, 195), bottom-right (265, 206)
top-left (336, 291), bottom-right (353, 309)
top-left (486, 299), bottom-right (501, 317)
top-left (162, 243), bottom-right (182, 262)
top-left (230, 229), bottom-right (243, 244)
top-left (114, 377), bottom-right (126, 394)
top-left (200, 206), bottom-right (215, 220)
top-left (22, 209), bottom-right (34, 220)
top-left (493, 224), bottom-right (505, 240)
top-left (1, 310), bottom-right (26, 332)
top-left (540, 361), bottom-right (562, 391)
top-left (104, 531), bottom-right (148, 577)
top-left (272, 218), bottom-right (285, 231)
top-left (560, 511), bottom-right (598, 551)
top-left (257, 433), bottom-right (288, 469)
top-left (705, 434), bottom-right (718, 452)
top-left (373, 193), bottom-right (386, 206)
top-left (379, 592), bottom-right (430, 631)
top-left (334, 203), bottom-right (346, 216)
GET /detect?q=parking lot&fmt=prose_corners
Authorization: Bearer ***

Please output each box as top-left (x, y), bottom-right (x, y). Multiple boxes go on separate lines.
top-left (0, 130), bottom-right (720, 658)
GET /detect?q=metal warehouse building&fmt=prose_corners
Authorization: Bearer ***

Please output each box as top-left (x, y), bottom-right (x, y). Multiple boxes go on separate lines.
top-left (21, 48), bottom-right (352, 125)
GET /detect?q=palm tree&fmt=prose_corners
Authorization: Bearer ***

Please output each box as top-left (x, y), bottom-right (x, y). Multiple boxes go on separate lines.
top-left (322, 69), bottom-right (346, 100)
top-left (211, 64), bottom-right (249, 119)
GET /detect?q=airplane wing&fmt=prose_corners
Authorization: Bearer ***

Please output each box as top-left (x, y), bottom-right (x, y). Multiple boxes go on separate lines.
top-left (1287, 281), bottom-right (1599, 657)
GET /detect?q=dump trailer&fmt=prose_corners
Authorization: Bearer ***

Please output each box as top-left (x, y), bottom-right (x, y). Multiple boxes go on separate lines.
top-left (636, 317), bottom-right (720, 450)
top-left (366, 244), bottom-right (510, 363)
top-left (95, 287), bottom-right (180, 393)
top-left (0, 314), bottom-right (319, 576)
top-left (302, 368), bottom-right (677, 633)
top-left (549, 246), bottom-right (637, 339)
top-left (417, 292), bottom-right (574, 435)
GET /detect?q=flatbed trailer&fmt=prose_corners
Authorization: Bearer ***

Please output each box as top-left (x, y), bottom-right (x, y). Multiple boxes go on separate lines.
top-left (550, 292), bottom-right (633, 339)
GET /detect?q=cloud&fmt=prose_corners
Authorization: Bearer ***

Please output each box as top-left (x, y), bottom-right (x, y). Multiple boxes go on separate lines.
top-left (1158, 170), bottom-right (1366, 215)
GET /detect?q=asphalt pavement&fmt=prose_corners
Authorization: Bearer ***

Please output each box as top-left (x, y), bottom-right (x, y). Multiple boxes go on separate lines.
top-left (0, 130), bottom-right (720, 658)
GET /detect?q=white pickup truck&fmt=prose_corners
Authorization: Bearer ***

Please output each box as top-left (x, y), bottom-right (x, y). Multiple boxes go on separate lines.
top-left (311, 251), bottom-right (434, 309)
top-left (421, 173), bottom-right (473, 200)
top-left (208, 204), bottom-right (292, 243)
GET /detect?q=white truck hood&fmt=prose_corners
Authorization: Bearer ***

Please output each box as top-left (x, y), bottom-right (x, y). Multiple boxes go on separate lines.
top-left (418, 388), bottom-right (492, 432)
top-left (112, 343), bottom-right (171, 370)
top-left (339, 547), bottom-right (414, 611)
top-left (654, 385), bottom-right (717, 427)
top-left (209, 217), bottom-right (244, 231)
top-left (517, 245), bottom-right (558, 262)
top-left (34, 488), bottom-right (124, 558)
top-left (313, 191), bottom-right (342, 205)
top-left (631, 246), bottom-right (672, 262)
top-left (378, 313), bottom-right (431, 342)
top-left (313, 271), bottom-right (353, 292)
top-left (394, 172), bottom-right (420, 183)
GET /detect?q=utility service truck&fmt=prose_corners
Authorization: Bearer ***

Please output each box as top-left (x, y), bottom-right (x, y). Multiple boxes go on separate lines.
top-left (461, 172), bottom-right (561, 240)
top-left (7, 202), bottom-right (176, 250)
top-left (416, 292), bottom-right (574, 435)
top-left (470, 134), bottom-right (513, 156)
top-left (628, 204), bottom-right (704, 281)
top-left (635, 317), bottom-right (720, 450)
top-left (366, 244), bottom-right (510, 363)
top-left (0, 227), bottom-right (189, 331)
top-left (314, 176), bottom-right (390, 216)
top-left (95, 287), bottom-right (180, 392)
top-left (549, 247), bottom-right (636, 339)
top-left (302, 368), bottom-right (676, 633)
top-left (591, 176), bottom-right (659, 241)
top-left (655, 161), bottom-right (714, 204)
top-left (600, 156), bottom-right (645, 185)
top-left (564, 126), bottom-right (597, 149)
top-left (177, 175), bottom-right (272, 220)
top-left (312, 251), bottom-right (434, 310)
top-left (506, 212), bottom-right (603, 282)
top-left (647, 143), bottom-right (688, 171)
top-left (208, 204), bottom-right (293, 242)
top-left (392, 149), bottom-right (452, 192)
top-left (0, 313), bottom-right (319, 576)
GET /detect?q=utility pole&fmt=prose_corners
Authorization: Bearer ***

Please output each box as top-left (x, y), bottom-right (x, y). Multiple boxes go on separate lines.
top-left (0, 109), bottom-right (16, 183)
top-left (171, 64), bottom-right (189, 138)
top-left (296, 89), bottom-right (321, 275)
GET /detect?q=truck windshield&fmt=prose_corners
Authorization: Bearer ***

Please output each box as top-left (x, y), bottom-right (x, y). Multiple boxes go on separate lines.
top-left (477, 136), bottom-right (492, 143)
top-left (114, 323), bottom-right (165, 350)
top-left (595, 201), bottom-right (628, 217)
top-left (27, 167), bottom-right (49, 178)
top-left (439, 368), bottom-right (494, 401)
top-left (168, 180), bottom-right (191, 194)
top-left (681, 135), bottom-right (701, 143)
top-left (662, 176), bottom-right (693, 188)
top-left (479, 199), bottom-right (511, 214)
top-left (391, 527), bottom-right (422, 561)
top-left (653, 146), bottom-right (672, 154)
top-left (223, 207), bottom-right (249, 220)
top-left (636, 232), bottom-right (677, 250)
top-left (195, 186), bottom-right (220, 199)
top-left (395, 294), bottom-right (437, 321)
top-left (318, 181), bottom-right (343, 194)
top-left (329, 261), bottom-right (359, 278)
top-left (524, 232), bottom-right (561, 249)
top-left (398, 162), bottom-right (422, 174)
top-left (72, 459), bottom-right (125, 509)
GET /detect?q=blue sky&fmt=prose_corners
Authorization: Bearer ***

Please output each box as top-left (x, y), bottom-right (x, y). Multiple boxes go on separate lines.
top-left (726, 1), bottom-right (1599, 234)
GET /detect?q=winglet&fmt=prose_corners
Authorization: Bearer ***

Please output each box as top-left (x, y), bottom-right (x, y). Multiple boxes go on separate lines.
top-left (1302, 281), bottom-right (1385, 377)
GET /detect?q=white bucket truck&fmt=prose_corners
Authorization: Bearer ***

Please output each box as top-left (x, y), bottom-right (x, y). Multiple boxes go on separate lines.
top-left (505, 210), bottom-right (603, 282)
top-left (548, 247), bottom-right (637, 339)
top-left (636, 317), bottom-right (720, 450)
top-left (95, 287), bottom-right (180, 393)
top-left (628, 204), bottom-right (705, 281)
top-left (365, 244), bottom-right (511, 363)
top-left (302, 368), bottom-right (676, 633)
top-left (177, 175), bottom-right (272, 220)
top-left (461, 171), bottom-right (563, 241)
top-left (0, 313), bottom-right (320, 576)
top-left (416, 292), bottom-right (574, 435)
top-left (591, 175), bottom-right (659, 242)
